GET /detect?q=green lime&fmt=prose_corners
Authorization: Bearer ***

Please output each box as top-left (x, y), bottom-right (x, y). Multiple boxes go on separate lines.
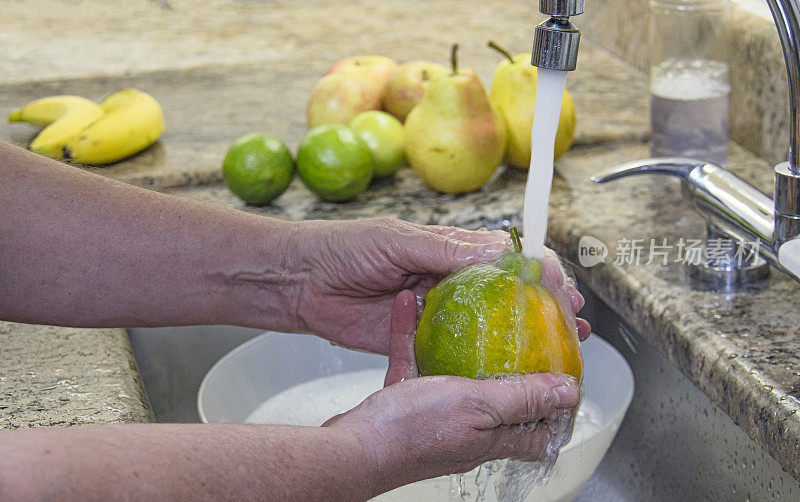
top-left (349, 110), bottom-right (405, 176)
top-left (297, 124), bottom-right (373, 202)
top-left (222, 133), bottom-right (294, 205)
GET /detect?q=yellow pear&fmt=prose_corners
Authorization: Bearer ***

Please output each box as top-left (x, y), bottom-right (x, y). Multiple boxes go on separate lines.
top-left (404, 45), bottom-right (506, 194)
top-left (488, 41), bottom-right (576, 169)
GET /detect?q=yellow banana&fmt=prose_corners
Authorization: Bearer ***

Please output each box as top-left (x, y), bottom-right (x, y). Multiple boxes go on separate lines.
top-left (8, 96), bottom-right (104, 160)
top-left (63, 89), bottom-right (164, 165)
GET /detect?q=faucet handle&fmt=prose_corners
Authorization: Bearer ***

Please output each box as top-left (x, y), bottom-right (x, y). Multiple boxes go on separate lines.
top-left (591, 157), bottom-right (707, 183)
top-left (592, 157), bottom-right (772, 289)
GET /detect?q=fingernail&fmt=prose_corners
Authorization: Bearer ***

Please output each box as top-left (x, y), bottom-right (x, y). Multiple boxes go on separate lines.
top-left (551, 378), bottom-right (580, 408)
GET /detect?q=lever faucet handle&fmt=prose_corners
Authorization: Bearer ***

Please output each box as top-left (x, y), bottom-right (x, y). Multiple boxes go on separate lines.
top-left (591, 157), bottom-right (707, 183)
top-left (539, 0), bottom-right (585, 17)
top-left (592, 157), bottom-right (774, 288)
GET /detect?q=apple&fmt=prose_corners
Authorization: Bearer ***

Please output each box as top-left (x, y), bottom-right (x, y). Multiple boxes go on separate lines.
top-left (326, 56), bottom-right (398, 108)
top-left (382, 61), bottom-right (448, 122)
top-left (307, 73), bottom-right (377, 128)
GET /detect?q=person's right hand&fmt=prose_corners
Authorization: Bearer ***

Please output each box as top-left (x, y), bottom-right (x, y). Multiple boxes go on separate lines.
top-left (322, 291), bottom-right (580, 493)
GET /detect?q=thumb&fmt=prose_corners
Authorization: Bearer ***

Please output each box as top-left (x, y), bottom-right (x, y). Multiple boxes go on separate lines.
top-left (401, 233), bottom-right (507, 277)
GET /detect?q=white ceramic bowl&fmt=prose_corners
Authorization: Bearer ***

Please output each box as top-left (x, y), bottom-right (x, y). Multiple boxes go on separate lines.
top-left (199, 333), bottom-right (634, 501)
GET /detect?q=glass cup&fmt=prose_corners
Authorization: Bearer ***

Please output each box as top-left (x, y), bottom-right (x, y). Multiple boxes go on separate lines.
top-left (649, 0), bottom-right (731, 166)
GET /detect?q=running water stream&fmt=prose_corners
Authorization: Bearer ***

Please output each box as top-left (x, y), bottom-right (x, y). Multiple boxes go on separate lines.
top-left (522, 68), bottom-right (568, 259)
top-left (470, 67), bottom-right (574, 501)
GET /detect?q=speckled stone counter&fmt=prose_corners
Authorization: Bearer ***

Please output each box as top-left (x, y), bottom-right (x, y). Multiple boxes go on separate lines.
top-left (2, 0), bottom-right (800, 486)
top-left (0, 322), bottom-right (152, 428)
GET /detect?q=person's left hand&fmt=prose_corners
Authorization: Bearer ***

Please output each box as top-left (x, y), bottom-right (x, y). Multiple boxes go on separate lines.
top-left (285, 218), bottom-right (589, 354)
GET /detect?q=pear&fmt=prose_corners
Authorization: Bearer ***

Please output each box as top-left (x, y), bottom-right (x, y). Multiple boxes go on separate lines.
top-left (488, 41), bottom-right (576, 169)
top-left (382, 61), bottom-right (449, 122)
top-left (404, 45), bottom-right (506, 194)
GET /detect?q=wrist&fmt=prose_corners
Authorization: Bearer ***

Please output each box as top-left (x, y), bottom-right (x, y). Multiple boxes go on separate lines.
top-left (338, 422), bottom-right (412, 497)
top-left (204, 217), bottom-right (306, 332)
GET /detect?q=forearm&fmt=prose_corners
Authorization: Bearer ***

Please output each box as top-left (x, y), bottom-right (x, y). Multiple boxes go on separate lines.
top-left (0, 142), bottom-right (300, 330)
top-left (0, 424), bottom-right (385, 501)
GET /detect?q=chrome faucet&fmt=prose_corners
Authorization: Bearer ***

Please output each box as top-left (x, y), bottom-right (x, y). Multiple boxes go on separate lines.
top-left (532, 0), bottom-right (584, 71)
top-left (593, 0), bottom-right (800, 288)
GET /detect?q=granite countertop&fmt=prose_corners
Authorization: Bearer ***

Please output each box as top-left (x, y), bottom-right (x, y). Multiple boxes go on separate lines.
top-left (0, 323), bottom-right (152, 428)
top-left (1, 0), bottom-right (799, 485)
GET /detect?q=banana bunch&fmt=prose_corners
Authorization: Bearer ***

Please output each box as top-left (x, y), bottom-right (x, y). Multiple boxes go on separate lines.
top-left (8, 89), bottom-right (164, 165)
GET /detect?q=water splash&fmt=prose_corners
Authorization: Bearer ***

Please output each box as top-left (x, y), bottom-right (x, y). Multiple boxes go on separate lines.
top-left (445, 397), bottom-right (608, 502)
top-left (522, 68), bottom-right (568, 259)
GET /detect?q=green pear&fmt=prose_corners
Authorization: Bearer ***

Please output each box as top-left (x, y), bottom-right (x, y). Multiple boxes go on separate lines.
top-left (404, 45), bottom-right (506, 194)
top-left (487, 41), bottom-right (576, 169)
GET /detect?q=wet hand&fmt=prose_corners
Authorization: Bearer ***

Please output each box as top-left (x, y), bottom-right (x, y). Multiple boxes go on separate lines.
top-left (288, 219), bottom-right (589, 355)
top-left (288, 218), bottom-right (509, 354)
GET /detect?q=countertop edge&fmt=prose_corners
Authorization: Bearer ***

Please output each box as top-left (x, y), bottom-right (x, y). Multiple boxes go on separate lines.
top-left (0, 322), bottom-right (154, 429)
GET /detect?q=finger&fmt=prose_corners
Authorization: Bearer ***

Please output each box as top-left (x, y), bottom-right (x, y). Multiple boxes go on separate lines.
top-left (567, 281), bottom-right (585, 313)
top-left (385, 290), bottom-right (419, 387)
top-left (424, 225), bottom-right (508, 245)
top-left (401, 233), bottom-right (507, 276)
top-left (540, 248), bottom-right (565, 291)
top-left (473, 373), bottom-right (580, 428)
top-left (576, 318), bottom-right (591, 341)
top-left (410, 276), bottom-right (441, 309)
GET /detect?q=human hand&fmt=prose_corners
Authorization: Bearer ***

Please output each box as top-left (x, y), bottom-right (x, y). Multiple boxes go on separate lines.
top-left (322, 291), bottom-right (581, 491)
top-left (286, 218), bottom-right (589, 354)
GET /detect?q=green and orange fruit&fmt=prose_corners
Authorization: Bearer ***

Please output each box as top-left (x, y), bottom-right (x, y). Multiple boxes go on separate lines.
top-left (415, 228), bottom-right (582, 380)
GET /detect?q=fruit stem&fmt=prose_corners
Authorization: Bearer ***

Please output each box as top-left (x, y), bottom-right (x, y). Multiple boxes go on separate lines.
top-left (487, 40), bottom-right (515, 63)
top-left (509, 226), bottom-right (522, 253)
top-left (450, 43), bottom-right (459, 75)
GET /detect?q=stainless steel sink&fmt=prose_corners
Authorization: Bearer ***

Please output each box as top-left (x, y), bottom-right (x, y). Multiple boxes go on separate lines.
top-left (128, 325), bottom-right (262, 423)
top-left (128, 286), bottom-right (799, 500)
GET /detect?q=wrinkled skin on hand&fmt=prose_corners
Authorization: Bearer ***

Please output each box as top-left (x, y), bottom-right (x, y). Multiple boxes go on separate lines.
top-left (289, 218), bottom-right (589, 354)
top-left (323, 291), bottom-right (584, 488)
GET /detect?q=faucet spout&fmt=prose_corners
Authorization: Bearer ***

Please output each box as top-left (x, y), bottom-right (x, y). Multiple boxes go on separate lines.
top-left (767, 0), bottom-right (800, 171)
top-left (766, 1), bottom-right (800, 250)
top-left (531, 0), bottom-right (583, 71)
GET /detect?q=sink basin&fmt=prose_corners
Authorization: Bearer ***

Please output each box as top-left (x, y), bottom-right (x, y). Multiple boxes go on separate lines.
top-left (198, 332), bottom-right (633, 501)
top-left (128, 285), bottom-right (800, 499)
